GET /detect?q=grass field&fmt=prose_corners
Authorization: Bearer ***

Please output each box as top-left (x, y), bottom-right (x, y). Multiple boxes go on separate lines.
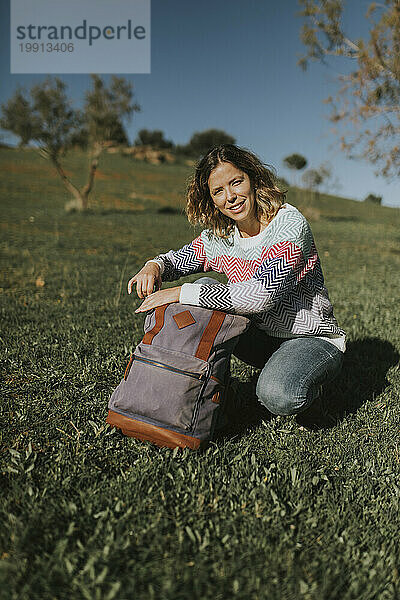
top-left (1, 147), bottom-right (400, 600)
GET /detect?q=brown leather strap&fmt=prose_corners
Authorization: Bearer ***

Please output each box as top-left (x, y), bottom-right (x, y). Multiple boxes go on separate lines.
top-left (124, 355), bottom-right (134, 380)
top-left (142, 304), bottom-right (169, 345)
top-left (195, 310), bottom-right (226, 361)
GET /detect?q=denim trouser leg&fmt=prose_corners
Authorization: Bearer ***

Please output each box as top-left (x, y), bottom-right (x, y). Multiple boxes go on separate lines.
top-left (234, 328), bottom-right (343, 415)
top-left (193, 277), bottom-right (344, 416)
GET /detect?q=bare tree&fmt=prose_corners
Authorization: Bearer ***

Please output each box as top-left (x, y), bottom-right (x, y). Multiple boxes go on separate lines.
top-left (298, 0), bottom-right (400, 178)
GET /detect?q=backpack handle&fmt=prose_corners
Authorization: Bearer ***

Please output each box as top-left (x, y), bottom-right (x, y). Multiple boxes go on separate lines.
top-left (195, 310), bottom-right (226, 361)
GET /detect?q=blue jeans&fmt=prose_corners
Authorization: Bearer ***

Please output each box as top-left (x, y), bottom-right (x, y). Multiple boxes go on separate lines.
top-left (194, 277), bottom-right (343, 416)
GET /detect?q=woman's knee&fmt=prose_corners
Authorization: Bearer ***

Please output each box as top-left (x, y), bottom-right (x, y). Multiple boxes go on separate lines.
top-left (254, 338), bottom-right (344, 416)
top-left (255, 377), bottom-right (314, 416)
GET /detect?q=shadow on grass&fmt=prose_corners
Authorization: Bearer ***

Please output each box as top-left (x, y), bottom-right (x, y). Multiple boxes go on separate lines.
top-left (323, 216), bottom-right (359, 222)
top-left (297, 337), bottom-right (399, 430)
top-left (157, 206), bottom-right (184, 215)
top-left (71, 206), bottom-right (184, 217)
top-left (67, 208), bottom-right (156, 217)
top-left (216, 337), bottom-right (399, 441)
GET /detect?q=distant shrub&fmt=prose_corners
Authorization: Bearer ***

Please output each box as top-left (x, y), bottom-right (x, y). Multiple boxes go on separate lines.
top-left (283, 153), bottom-right (307, 171)
top-left (134, 129), bottom-right (174, 149)
top-left (364, 193), bottom-right (382, 205)
top-left (180, 129), bottom-right (236, 158)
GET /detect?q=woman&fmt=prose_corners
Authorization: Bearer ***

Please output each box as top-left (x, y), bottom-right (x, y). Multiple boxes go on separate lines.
top-left (128, 144), bottom-right (345, 418)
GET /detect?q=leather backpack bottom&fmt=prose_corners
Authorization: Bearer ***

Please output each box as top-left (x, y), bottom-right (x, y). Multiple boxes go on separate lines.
top-left (106, 409), bottom-right (206, 450)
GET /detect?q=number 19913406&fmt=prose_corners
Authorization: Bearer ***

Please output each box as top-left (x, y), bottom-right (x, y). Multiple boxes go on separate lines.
top-left (19, 42), bottom-right (74, 53)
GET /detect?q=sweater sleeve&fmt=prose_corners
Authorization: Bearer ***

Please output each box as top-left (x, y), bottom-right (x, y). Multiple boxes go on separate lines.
top-left (179, 220), bottom-right (313, 314)
top-left (148, 233), bottom-right (212, 282)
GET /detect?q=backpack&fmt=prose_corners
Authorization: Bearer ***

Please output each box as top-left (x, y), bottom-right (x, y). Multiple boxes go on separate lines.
top-left (106, 302), bottom-right (250, 449)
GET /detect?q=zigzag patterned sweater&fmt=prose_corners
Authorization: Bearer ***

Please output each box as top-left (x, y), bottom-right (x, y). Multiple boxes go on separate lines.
top-left (148, 203), bottom-right (346, 351)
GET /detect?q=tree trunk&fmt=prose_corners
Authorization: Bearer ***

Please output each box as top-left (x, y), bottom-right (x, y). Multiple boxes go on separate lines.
top-left (80, 142), bottom-right (104, 209)
top-left (51, 155), bottom-right (86, 210)
top-left (52, 141), bottom-right (107, 211)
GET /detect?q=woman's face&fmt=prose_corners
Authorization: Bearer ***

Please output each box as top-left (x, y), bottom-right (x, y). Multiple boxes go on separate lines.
top-left (208, 161), bottom-right (257, 228)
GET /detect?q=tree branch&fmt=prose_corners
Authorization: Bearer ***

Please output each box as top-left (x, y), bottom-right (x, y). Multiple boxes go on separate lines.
top-left (50, 153), bottom-right (83, 203)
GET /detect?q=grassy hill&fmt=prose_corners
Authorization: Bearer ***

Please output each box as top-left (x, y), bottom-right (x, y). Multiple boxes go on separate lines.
top-left (1, 148), bottom-right (400, 600)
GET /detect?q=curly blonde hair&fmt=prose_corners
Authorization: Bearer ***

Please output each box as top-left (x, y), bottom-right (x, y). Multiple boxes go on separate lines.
top-left (185, 144), bottom-right (286, 238)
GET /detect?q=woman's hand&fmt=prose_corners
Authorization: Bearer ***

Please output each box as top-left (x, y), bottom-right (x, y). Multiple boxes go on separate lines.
top-left (128, 262), bottom-right (162, 298)
top-left (135, 286), bottom-right (181, 313)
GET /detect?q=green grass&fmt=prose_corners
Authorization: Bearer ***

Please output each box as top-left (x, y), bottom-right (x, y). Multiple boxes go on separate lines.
top-left (1, 148), bottom-right (400, 600)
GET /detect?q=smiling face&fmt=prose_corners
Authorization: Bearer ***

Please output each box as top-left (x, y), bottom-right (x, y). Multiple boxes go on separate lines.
top-left (208, 161), bottom-right (259, 235)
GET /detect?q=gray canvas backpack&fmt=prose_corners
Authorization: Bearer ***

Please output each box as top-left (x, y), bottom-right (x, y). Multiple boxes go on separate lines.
top-left (107, 302), bottom-right (250, 449)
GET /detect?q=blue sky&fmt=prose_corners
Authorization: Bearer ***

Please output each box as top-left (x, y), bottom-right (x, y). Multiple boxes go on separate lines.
top-left (1, 0), bottom-right (399, 207)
